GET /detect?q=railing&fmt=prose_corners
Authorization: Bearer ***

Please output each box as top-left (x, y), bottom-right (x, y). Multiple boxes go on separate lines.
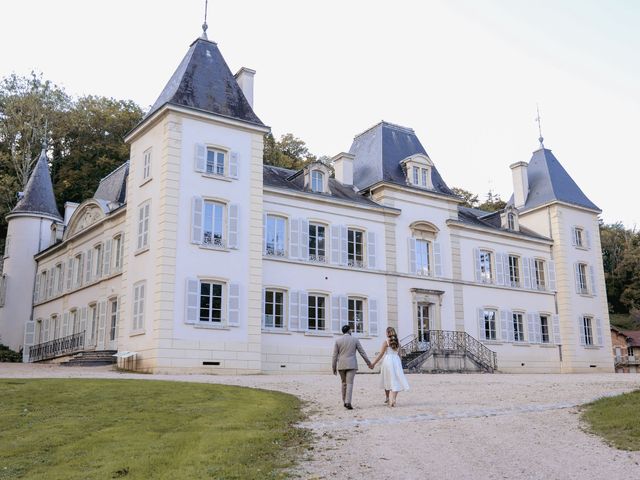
top-left (400, 330), bottom-right (498, 373)
top-left (29, 331), bottom-right (85, 363)
top-left (615, 355), bottom-right (640, 367)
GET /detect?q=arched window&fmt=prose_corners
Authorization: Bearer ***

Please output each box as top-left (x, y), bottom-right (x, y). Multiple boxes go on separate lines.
top-left (311, 170), bottom-right (324, 193)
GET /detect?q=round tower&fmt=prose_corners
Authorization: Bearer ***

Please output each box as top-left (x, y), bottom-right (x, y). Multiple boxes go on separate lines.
top-left (0, 148), bottom-right (62, 359)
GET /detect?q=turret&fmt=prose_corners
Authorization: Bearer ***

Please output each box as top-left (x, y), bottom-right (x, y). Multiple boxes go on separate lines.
top-left (0, 148), bottom-right (62, 358)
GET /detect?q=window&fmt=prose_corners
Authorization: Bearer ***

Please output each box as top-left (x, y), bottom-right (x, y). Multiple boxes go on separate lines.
top-left (265, 215), bottom-right (286, 256)
top-left (308, 223), bottom-right (326, 262)
top-left (137, 202), bottom-right (150, 251)
top-left (132, 282), bottom-right (146, 331)
top-left (582, 316), bottom-right (593, 346)
top-left (508, 255), bottom-right (520, 287)
top-left (113, 235), bottom-right (123, 271)
top-left (483, 309), bottom-right (497, 341)
top-left (308, 294), bottom-right (327, 331)
top-left (540, 315), bottom-right (550, 344)
top-left (39, 271), bottom-right (48, 301)
top-left (3, 236), bottom-right (9, 258)
top-left (413, 166), bottom-right (419, 185)
top-left (534, 259), bottom-right (546, 290)
top-left (203, 201), bottom-right (225, 247)
top-left (55, 263), bottom-right (63, 295)
top-left (93, 244), bottom-right (103, 278)
top-left (74, 254), bottom-right (83, 288)
top-left (416, 239), bottom-right (430, 276)
top-left (109, 298), bottom-right (118, 341)
top-left (573, 227), bottom-right (584, 248)
top-left (411, 166), bottom-right (429, 187)
top-left (199, 281), bottom-right (223, 323)
top-left (577, 263), bottom-right (588, 294)
top-left (348, 298), bottom-right (364, 334)
top-left (143, 148), bottom-right (152, 180)
top-left (347, 229), bottom-right (364, 268)
top-left (206, 148), bottom-right (225, 175)
top-left (421, 168), bottom-right (428, 187)
top-left (264, 289), bottom-right (285, 329)
top-left (507, 213), bottom-right (516, 230)
top-left (512, 312), bottom-right (524, 342)
top-left (480, 250), bottom-right (493, 283)
top-left (70, 309), bottom-right (79, 334)
top-left (0, 274), bottom-right (7, 307)
top-left (310, 170), bottom-right (324, 193)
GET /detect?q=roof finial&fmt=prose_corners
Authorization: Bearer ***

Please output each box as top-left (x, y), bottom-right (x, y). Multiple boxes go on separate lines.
top-left (201, 0), bottom-right (209, 39)
top-left (535, 104), bottom-right (544, 148)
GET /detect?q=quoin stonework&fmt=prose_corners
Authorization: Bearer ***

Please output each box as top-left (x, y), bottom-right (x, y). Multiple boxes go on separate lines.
top-left (0, 31), bottom-right (613, 374)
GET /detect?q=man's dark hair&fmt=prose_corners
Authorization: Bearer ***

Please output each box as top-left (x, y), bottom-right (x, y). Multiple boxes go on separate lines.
top-left (341, 325), bottom-right (351, 334)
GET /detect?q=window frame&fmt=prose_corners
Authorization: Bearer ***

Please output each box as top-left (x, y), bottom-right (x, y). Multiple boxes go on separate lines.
top-left (54, 262), bottom-right (63, 295)
top-left (206, 147), bottom-right (227, 176)
top-left (198, 279), bottom-right (225, 324)
top-left (142, 148), bottom-right (152, 181)
top-left (202, 199), bottom-right (226, 248)
top-left (508, 255), bottom-right (520, 288)
top-left (74, 254), bottom-right (83, 288)
top-left (264, 288), bottom-right (286, 330)
top-left (307, 293), bottom-right (327, 332)
top-left (265, 214), bottom-right (287, 257)
top-left (347, 228), bottom-right (365, 268)
top-left (512, 311), bottom-right (525, 342)
top-left (539, 314), bottom-right (551, 344)
top-left (479, 249), bottom-right (493, 284)
top-left (93, 243), bottom-right (103, 278)
top-left (136, 201), bottom-right (151, 252)
top-left (577, 262), bottom-right (589, 294)
top-left (310, 170), bottom-right (325, 193)
top-left (109, 297), bottom-right (118, 342)
top-left (348, 297), bottom-right (365, 334)
top-left (308, 222), bottom-right (327, 263)
top-left (582, 316), bottom-right (594, 346)
top-left (113, 234), bottom-right (123, 271)
top-left (534, 258), bottom-right (546, 291)
top-left (573, 227), bottom-right (585, 248)
top-left (415, 238), bottom-right (431, 276)
top-left (483, 309), bottom-right (497, 341)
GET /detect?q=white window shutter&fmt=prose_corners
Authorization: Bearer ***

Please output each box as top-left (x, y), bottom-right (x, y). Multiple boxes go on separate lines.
top-left (331, 296), bottom-right (341, 333)
top-left (62, 312), bottom-right (69, 338)
top-left (185, 278), bottom-right (199, 324)
top-left (97, 300), bottom-right (107, 346)
top-left (585, 229), bottom-right (591, 249)
top-left (119, 233), bottom-right (125, 269)
top-left (228, 283), bottom-right (240, 327)
top-left (340, 226), bottom-right (348, 266)
top-left (194, 143), bottom-right (206, 172)
top-left (34, 273), bottom-right (41, 303)
top-left (229, 151), bottom-right (239, 179)
top-left (535, 314), bottom-right (542, 343)
top-left (369, 299), bottom-right (378, 336)
top-left (574, 263), bottom-right (581, 294)
top-left (289, 291), bottom-right (300, 331)
top-left (503, 254), bottom-right (511, 286)
top-left (42, 318), bottom-right (50, 342)
top-left (228, 203), bottom-right (239, 249)
top-left (261, 289), bottom-right (266, 328)
top-left (571, 226), bottom-right (577, 246)
top-left (263, 214), bottom-right (268, 254)
top-left (477, 308), bottom-right (486, 341)
top-left (595, 318), bottom-right (603, 346)
top-left (527, 313), bottom-right (537, 343)
top-left (473, 248), bottom-right (482, 282)
top-left (340, 295), bottom-right (348, 328)
top-left (290, 218), bottom-right (300, 259)
top-left (548, 261), bottom-right (556, 291)
top-left (299, 291), bottom-right (309, 331)
top-left (66, 259), bottom-right (73, 291)
top-left (552, 314), bottom-right (561, 344)
top-left (85, 249), bottom-right (93, 284)
top-left (408, 238), bottom-right (417, 274)
top-left (58, 267), bottom-right (65, 295)
top-left (495, 252), bottom-right (505, 286)
top-left (103, 239), bottom-right (112, 276)
top-left (191, 196), bottom-right (204, 244)
top-left (24, 320), bottom-right (36, 352)
top-left (300, 219), bottom-right (309, 261)
top-left (330, 225), bottom-right (341, 265)
top-left (433, 242), bottom-right (443, 277)
top-left (500, 310), bottom-right (508, 341)
top-left (367, 231), bottom-right (376, 269)
top-left (589, 265), bottom-right (597, 296)
top-left (80, 307), bottom-right (87, 336)
top-left (522, 257), bottom-right (531, 289)
top-left (47, 268), bottom-right (54, 298)
top-left (578, 316), bottom-right (586, 346)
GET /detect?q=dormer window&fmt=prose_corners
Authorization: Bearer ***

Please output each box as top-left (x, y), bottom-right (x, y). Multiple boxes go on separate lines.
top-left (500, 207), bottom-right (519, 231)
top-left (507, 213), bottom-right (516, 230)
top-left (311, 170), bottom-right (325, 193)
top-left (401, 154), bottom-right (433, 189)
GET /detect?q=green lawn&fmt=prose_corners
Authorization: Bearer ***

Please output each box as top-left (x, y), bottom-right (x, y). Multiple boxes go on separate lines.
top-left (582, 390), bottom-right (640, 451)
top-left (0, 379), bottom-right (307, 480)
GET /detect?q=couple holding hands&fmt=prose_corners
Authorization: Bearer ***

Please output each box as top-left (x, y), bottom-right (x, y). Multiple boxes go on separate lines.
top-left (332, 324), bottom-right (410, 409)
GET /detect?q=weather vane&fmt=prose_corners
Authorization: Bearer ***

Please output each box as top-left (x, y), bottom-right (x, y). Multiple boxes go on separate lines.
top-left (202, 0), bottom-right (209, 39)
top-left (535, 104), bottom-right (544, 148)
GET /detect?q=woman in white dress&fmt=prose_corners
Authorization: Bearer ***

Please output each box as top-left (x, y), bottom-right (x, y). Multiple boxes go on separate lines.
top-left (371, 327), bottom-right (410, 407)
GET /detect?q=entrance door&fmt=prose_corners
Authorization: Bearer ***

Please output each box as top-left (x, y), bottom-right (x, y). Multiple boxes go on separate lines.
top-left (108, 298), bottom-right (118, 350)
top-left (417, 303), bottom-right (430, 350)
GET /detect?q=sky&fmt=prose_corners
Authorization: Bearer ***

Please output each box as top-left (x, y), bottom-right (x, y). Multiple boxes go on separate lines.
top-left (1, 0), bottom-right (638, 228)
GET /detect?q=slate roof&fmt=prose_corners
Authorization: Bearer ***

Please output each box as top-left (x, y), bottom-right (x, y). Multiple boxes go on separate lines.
top-left (622, 330), bottom-right (640, 346)
top-left (263, 165), bottom-right (383, 208)
top-left (348, 121), bottom-right (454, 195)
top-left (144, 37), bottom-right (263, 126)
top-left (9, 149), bottom-right (62, 220)
top-left (511, 147), bottom-right (599, 212)
top-left (94, 161), bottom-right (129, 205)
top-left (456, 206), bottom-right (550, 241)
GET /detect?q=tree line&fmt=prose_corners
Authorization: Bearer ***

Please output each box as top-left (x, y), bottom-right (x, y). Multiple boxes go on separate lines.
top-left (1, 72), bottom-right (637, 329)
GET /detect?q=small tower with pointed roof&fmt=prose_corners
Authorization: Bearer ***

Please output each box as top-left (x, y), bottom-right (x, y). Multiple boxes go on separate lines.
top-left (0, 148), bottom-right (62, 355)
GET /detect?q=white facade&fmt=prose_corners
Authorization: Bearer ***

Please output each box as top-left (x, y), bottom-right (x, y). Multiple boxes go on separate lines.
top-left (0, 33), bottom-right (614, 374)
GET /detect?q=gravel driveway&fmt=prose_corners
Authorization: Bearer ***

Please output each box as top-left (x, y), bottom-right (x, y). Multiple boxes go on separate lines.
top-left (2, 364), bottom-right (639, 479)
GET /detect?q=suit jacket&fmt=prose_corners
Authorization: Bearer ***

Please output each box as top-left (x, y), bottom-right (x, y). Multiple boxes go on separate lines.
top-left (332, 333), bottom-right (371, 372)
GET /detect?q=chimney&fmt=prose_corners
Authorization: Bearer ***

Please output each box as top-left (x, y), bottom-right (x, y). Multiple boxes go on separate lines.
top-left (510, 161), bottom-right (529, 209)
top-left (235, 67), bottom-right (256, 108)
top-left (64, 202), bottom-right (79, 226)
top-left (332, 152), bottom-right (355, 185)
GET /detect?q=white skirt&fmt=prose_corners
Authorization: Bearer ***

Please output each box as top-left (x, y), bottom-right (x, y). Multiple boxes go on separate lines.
top-left (380, 352), bottom-right (410, 392)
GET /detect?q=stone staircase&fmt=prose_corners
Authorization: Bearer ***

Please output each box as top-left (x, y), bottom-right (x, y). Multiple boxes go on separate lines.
top-left (62, 350), bottom-right (117, 367)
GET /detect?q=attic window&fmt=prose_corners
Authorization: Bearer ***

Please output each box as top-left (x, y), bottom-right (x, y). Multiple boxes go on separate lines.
top-left (507, 213), bottom-right (516, 230)
top-left (311, 170), bottom-right (324, 193)
top-left (302, 162), bottom-right (331, 194)
top-left (500, 208), bottom-right (519, 232)
top-left (401, 154), bottom-right (433, 189)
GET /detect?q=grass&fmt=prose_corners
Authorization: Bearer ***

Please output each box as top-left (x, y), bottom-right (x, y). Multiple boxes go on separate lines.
top-left (582, 390), bottom-right (640, 451)
top-left (0, 379), bottom-right (308, 480)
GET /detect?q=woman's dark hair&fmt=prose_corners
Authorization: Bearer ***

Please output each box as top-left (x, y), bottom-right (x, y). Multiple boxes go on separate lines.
top-left (386, 327), bottom-right (399, 350)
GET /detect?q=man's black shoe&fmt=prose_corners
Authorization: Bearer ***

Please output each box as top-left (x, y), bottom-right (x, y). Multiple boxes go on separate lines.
top-left (344, 403), bottom-right (353, 410)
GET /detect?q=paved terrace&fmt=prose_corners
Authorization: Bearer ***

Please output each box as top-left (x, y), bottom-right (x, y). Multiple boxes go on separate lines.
top-left (1, 364), bottom-right (639, 479)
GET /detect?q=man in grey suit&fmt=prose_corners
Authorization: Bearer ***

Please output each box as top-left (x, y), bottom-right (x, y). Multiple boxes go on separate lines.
top-left (332, 324), bottom-right (372, 410)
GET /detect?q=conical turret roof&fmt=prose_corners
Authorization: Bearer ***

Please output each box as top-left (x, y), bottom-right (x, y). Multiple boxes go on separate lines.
top-left (9, 148), bottom-right (62, 220)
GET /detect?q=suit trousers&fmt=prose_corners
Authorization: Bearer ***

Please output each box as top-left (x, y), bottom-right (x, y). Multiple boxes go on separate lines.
top-left (338, 369), bottom-right (357, 404)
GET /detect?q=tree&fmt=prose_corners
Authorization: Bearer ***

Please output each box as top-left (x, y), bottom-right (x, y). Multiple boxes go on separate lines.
top-left (478, 190), bottom-right (507, 212)
top-left (263, 132), bottom-right (319, 170)
top-left (451, 187), bottom-right (479, 208)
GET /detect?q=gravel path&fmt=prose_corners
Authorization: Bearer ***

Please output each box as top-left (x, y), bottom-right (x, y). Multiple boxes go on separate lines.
top-left (2, 364), bottom-right (639, 479)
